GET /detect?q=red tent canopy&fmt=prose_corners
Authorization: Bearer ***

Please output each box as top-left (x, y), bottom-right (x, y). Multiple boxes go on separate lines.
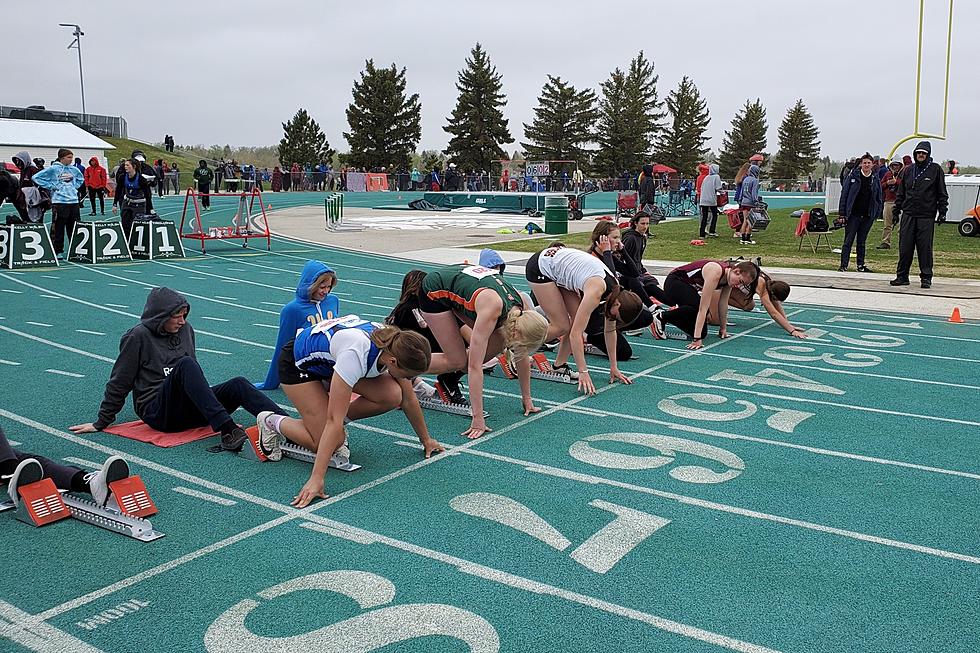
top-left (651, 164), bottom-right (677, 174)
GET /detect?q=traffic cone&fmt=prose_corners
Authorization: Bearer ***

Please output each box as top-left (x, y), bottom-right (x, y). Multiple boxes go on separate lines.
top-left (949, 307), bottom-right (963, 323)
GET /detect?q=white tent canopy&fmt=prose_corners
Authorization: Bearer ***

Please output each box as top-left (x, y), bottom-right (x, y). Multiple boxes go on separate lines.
top-left (0, 118), bottom-right (114, 167)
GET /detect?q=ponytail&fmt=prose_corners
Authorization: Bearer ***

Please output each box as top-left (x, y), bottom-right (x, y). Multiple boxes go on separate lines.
top-left (370, 325), bottom-right (431, 375)
top-left (502, 306), bottom-right (549, 357)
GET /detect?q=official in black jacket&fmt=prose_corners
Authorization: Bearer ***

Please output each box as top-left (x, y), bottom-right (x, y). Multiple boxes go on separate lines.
top-left (890, 141), bottom-right (948, 289)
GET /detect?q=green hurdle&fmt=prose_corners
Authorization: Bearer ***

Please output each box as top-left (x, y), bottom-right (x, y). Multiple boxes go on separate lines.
top-left (324, 193), bottom-right (361, 232)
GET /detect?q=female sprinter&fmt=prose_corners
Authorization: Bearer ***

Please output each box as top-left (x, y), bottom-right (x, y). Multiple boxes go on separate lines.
top-left (652, 259), bottom-right (760, 350)
top-left (709, 270), bottom-right (807, 339)
top-left (587, 221), bottom-right (656, 337)
top-left (269, 316), bottom-right (444, 507)
top-left (526, 244), bottom-right (643, 394)
top-left (420, 264), bottom-right (550, 439)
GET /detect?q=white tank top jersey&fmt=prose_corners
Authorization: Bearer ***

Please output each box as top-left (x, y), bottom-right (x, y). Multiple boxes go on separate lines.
top-left (537, 247), bottom-right (609, 291)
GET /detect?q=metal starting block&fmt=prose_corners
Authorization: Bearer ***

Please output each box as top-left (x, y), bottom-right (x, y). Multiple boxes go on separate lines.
top-left (417, 394), bottom-right (488, 418)
top-left (238, 427), bottom-right (361, 471)
top-left (489, 353), bottom-right (577, 384)
top-left (6, 477), bottom-right (163, 542)
top-left (583, 343), bottom-right (607, 357)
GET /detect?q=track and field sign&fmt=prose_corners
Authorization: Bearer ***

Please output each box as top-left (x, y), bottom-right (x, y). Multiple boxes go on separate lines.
top-left (0, 223), bottom-right (59, 269)
top-left (67, 221), bottom-right (132, 264)
top-left (129, 219), bottom-right (186, 260)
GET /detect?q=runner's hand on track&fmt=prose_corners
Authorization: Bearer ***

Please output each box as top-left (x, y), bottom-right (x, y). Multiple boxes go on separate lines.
top-left (423, 438), bottom-right (445, 458)
top-left (609, 369), bottom-right (632, 385)
top-left (578, 370), bottom-right (596, 395)
top-left (69, 423), bottom-right (98, 433)
top-left (462, 420), bottom-right (492, 440)
top-left (292, 478), bottom-right (327, 508)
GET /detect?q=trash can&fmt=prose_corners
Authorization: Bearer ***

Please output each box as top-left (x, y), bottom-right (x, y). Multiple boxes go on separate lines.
top-left (544, 195), bottom-right (569, 235)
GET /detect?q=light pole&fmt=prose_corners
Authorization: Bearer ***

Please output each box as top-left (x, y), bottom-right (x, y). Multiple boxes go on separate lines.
top-left (59, 23), bottom-right (86, 122)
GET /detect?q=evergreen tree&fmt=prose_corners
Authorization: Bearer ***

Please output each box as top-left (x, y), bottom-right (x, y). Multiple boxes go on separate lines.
top-left (277, 109), bottom-right (333, 167)
top-left (655, 76), bottom-right (710, 177)
top-left (344, 60), bottom-right (422, 170)
top-left (419, 149), bottom-right (446, 173)
top-left (443, 43), bottom-right (513, 171)
top-left (521, 75), bottom-right (597, 164)
top-left (718, 99), bottom-right (768, 178)
top-left (771, 99), bottom-right (821, 181)
top-left (594, 51), bottom-right (664, 177)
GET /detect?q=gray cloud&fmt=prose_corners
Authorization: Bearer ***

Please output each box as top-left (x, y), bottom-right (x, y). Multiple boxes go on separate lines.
top-left (8, 0), bottom-right (977, 162)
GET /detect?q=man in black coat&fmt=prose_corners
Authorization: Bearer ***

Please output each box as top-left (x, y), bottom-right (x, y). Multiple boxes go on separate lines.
top-left (889, 141), bottom-right (948, 289)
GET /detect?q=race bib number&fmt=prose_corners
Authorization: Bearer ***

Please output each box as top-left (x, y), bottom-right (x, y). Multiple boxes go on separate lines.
top-left (461, 265), bottom-right (499, 280)
top-left (311, 314), bottom-right (368, 335)
top-left (542, 246), bottom-right (562, 258)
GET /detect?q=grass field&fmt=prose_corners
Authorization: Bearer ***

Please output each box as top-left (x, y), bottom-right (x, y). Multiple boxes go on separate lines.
top-left (477, 208), bottom-right (980, 279)
top-left (1, 226), bottom-right (978, 653)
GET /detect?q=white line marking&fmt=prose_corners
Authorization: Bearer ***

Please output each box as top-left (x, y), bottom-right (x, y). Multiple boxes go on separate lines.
top-left (188, 276), bottom-right (206, 280)
top-left (40, 294), bottom-right (60, 299)
top-left (155, 273), bottom-right (175, 277)
top-left (0, 289), bottom-right (22, 294)
top-left (197, 348), bottom-right (231, 355)
top-left (0, 359), bottom-right (20, 366)
top-left (214, 296), bottom-right (237, 301)
top-left (105, 303), bottom-right (127, 309)
top-left (109, 283), bottom-right (127, 287)
top-left (45, 369), bottom-right (84, 378)
top-left (0, 599), bottom-right (105, 653)
top-left (253, 323), bottom-right (278, 329)
top-left (199, 316), bottom-right (229, 322)
top-left (40, 275), bottom-right (59, 280)
top-left (261, 301), bottom-right (281, 306)
top-left (75, 329), bottom-right (106, 336)
top-left (791, 320), bottom-right (975, 342)
top-left (24, 321), bottom-right (53, 328)
top-left (645, 376), bottom-right (980, 428)
top-left (8, 440), bottom-right (21, 446)
top-left (0, 325), bottom-right (115, 362)
top-left (172, 486), bottom-right (238, 506)
top-left (63, 456), bottom-right (100, 469)
top-left (75, 279), bottom-right (95, 283)
top-left (741, 334), bottom-right (980, 364)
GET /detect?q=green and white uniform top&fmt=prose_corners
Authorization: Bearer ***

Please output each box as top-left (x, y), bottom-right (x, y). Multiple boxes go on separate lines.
top-left (422, 264), bottom-right (523, 327)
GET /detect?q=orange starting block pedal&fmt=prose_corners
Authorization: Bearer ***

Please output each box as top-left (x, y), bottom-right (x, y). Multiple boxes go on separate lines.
top-left (240, 425), bottom-right (271, 462)
top-left (107, 475), bottom-right (158, 518)
top-left (16, 478), bottom-right (70, 527)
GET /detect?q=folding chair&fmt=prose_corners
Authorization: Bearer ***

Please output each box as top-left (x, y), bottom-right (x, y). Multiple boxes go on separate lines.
top-left (796, 211), bottom-right (837, 253)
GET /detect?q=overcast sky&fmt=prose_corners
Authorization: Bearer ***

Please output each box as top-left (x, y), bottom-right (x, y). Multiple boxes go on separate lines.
top-left (8, 0), bottom-right (976, 162)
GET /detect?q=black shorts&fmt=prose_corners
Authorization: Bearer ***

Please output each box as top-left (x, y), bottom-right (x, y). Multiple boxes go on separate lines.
top-left (417, 287), bottom-right (451, 314)
top-left (277, 341), bottom-right (329, 386)
top-left (525, 252), bottom-right (549, 284)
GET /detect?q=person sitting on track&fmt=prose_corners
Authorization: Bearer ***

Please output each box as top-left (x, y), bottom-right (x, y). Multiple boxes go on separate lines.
top-left (587, 221), bottom-right (657, 335)
top-left (255, 260), bottom-right (340, 390)
top-left (709, 269), bottom-right (807, 339)
top-left (2, 423), bottom-right (130, 511)
top-left (420, 264), bottom-right (550, 439)
top-left (620, 213), bottom-right (669, 306)
top-left (386, 269), bottom-right (463, 401)
top-left (526, 244), bottom-right (643, 395)
top-left (652, 259), bottom-right (760, 350)
top-left (69, 287), bottom-right (288, 454)
top-left (267, 316), bottom-right (445, 507)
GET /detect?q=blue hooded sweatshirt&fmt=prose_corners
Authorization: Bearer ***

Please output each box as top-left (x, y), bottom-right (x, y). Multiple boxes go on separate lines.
top-left (32, 162), bottom-right (83, 204)
top-left (739, 165), bottom-right (761, 207)
top-left (254, 260), bottom-right (340, 389)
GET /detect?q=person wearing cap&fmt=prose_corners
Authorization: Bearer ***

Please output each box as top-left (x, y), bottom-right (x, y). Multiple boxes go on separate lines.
top-left (877, 159), bottom-right (904, 249)
top-left (890, 141), bottom-right (948, 289)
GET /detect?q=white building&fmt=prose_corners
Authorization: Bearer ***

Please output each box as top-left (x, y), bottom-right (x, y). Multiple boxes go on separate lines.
top-left (0, 118), bottom-right (114, 167)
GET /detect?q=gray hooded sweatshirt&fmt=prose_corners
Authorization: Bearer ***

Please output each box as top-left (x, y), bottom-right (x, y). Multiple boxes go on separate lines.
top-left (94, 288), bottom-right (196, 429)
top-left (699, 164), bottom-right (724, 206)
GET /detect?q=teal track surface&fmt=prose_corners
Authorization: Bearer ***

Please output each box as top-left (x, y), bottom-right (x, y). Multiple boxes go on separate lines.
top-left (0, 224), bottom-right (977, 653)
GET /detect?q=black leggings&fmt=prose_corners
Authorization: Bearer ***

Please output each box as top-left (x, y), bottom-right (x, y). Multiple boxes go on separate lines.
top-left (622, 273), bottom-right (669, 307)
top-left (140, 357), bottom-right (284, 433)
top-left (0, 424), bottom-right (85, 492)
top-left (699, 205), bottom-right (719, 236)
top-left (583, 306), bottom-right (652, 361)
top-left (88, 188), bottom-right (105, 214)
top-left (662, 273), bottom-right (709, 339)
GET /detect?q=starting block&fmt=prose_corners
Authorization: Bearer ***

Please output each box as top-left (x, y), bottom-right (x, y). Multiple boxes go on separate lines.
top-left (416, 381), bottom-right (489, 418)
top-left (6, 476), bottom-right (163, 542)
top-left (490, 353), bottom-right (577, 384)
top-left (238, 426), bottom-right (361, 471)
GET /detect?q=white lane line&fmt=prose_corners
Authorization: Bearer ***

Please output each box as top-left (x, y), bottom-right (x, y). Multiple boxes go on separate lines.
top-left (63, 456), bottom-right (100, 469)
top-left (197, 348), bottom-right (231, 355)
top-left (46, 369), bottom-right (84, 378)
top-left (75, 329), bottom-right (106, 336)
top-left (75, 279), bottom-right (94, 284)
top-left (790, 320), bottom-right (975, 342)
top-left (172, 486), bottom-right (238, 506)
top-left (188, 276), bottom-right (206, 280)
top-left (0, 325), bottom-right (115, 362)
top-left (0, 289), bottom-right (22, 294)
top-left (253, 323), bottom-right (278, 329)
top-left (0, 359), bottom-right (20, 366)
top-left (797, 305), bottom-right (980, 327)
top-left (261, 301), bottom-right (281, 306)
top-left (0, 275), bottom-right (274, 351)
top-left (109, 282), bottom-right (127, 287)
top-left (155, 273), bottom-right (175, 278)
top-left (645, 375), bottom-right (980, 428)
top-left (41, 275), bottom-right (60, 279)
top-left (40, 294), bottom-right (60, 299)
top-left (214, 296), bottom-right (237, 301)
top-left (199, 316), bottom-right (229, 322)
top-left (25, 321), bottom-right (53, 328)
top-left (478, 387), bottom-right (980, 481)
top-left (226, 268), bottom-right (246, 272)
top-left (630, 341), bottom-right (980, 391)
top-left (0, 599), bottom-right (105, 653)
top-left (105, 303), bottom-right (128, 309)
top-left (741, 334), bottom-right (980, 364)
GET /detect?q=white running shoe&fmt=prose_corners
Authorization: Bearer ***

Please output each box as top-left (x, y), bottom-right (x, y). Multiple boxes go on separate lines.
top-left (331, 437), bottom-right (352, 468)
top-left (256, 411), bottom-right (283, 461)
top-left (84, 455), bottom-right (130, 508)
top-left (623, 329), bottom-right (643, 337)
top-left (413, 378), bottom-right (437, 399)
top-left (6, 458), bottom-right (43, 508)
top-left (552, 362), bottom-right (579, 381)
top-left (650, 310), bottom-right (667, 340)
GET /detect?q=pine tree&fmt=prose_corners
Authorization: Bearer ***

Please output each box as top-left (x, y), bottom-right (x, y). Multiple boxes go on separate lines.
top-left (521, 75), bottom-right (597, 164)
top-left (443, 43), bottom-right (513, 171)
top-left (594, 51), bottom-right (664, 177)
top-left (771, 99), bottom-right (821, 181)
top-left (277, 109), bottom-right (333, 166)
top-left (655, 76), bottom-right (710, 177)
top-left (718, 99), bottom-right (768, 178)
top-left (419, 149), bottom-right (445, 173)
top-left (344, 60), bottom-right (422, 171)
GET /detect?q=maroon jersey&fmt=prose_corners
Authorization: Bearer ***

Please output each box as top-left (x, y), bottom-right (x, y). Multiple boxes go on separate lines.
top-left (669, 259), bottom-right (730, 291)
